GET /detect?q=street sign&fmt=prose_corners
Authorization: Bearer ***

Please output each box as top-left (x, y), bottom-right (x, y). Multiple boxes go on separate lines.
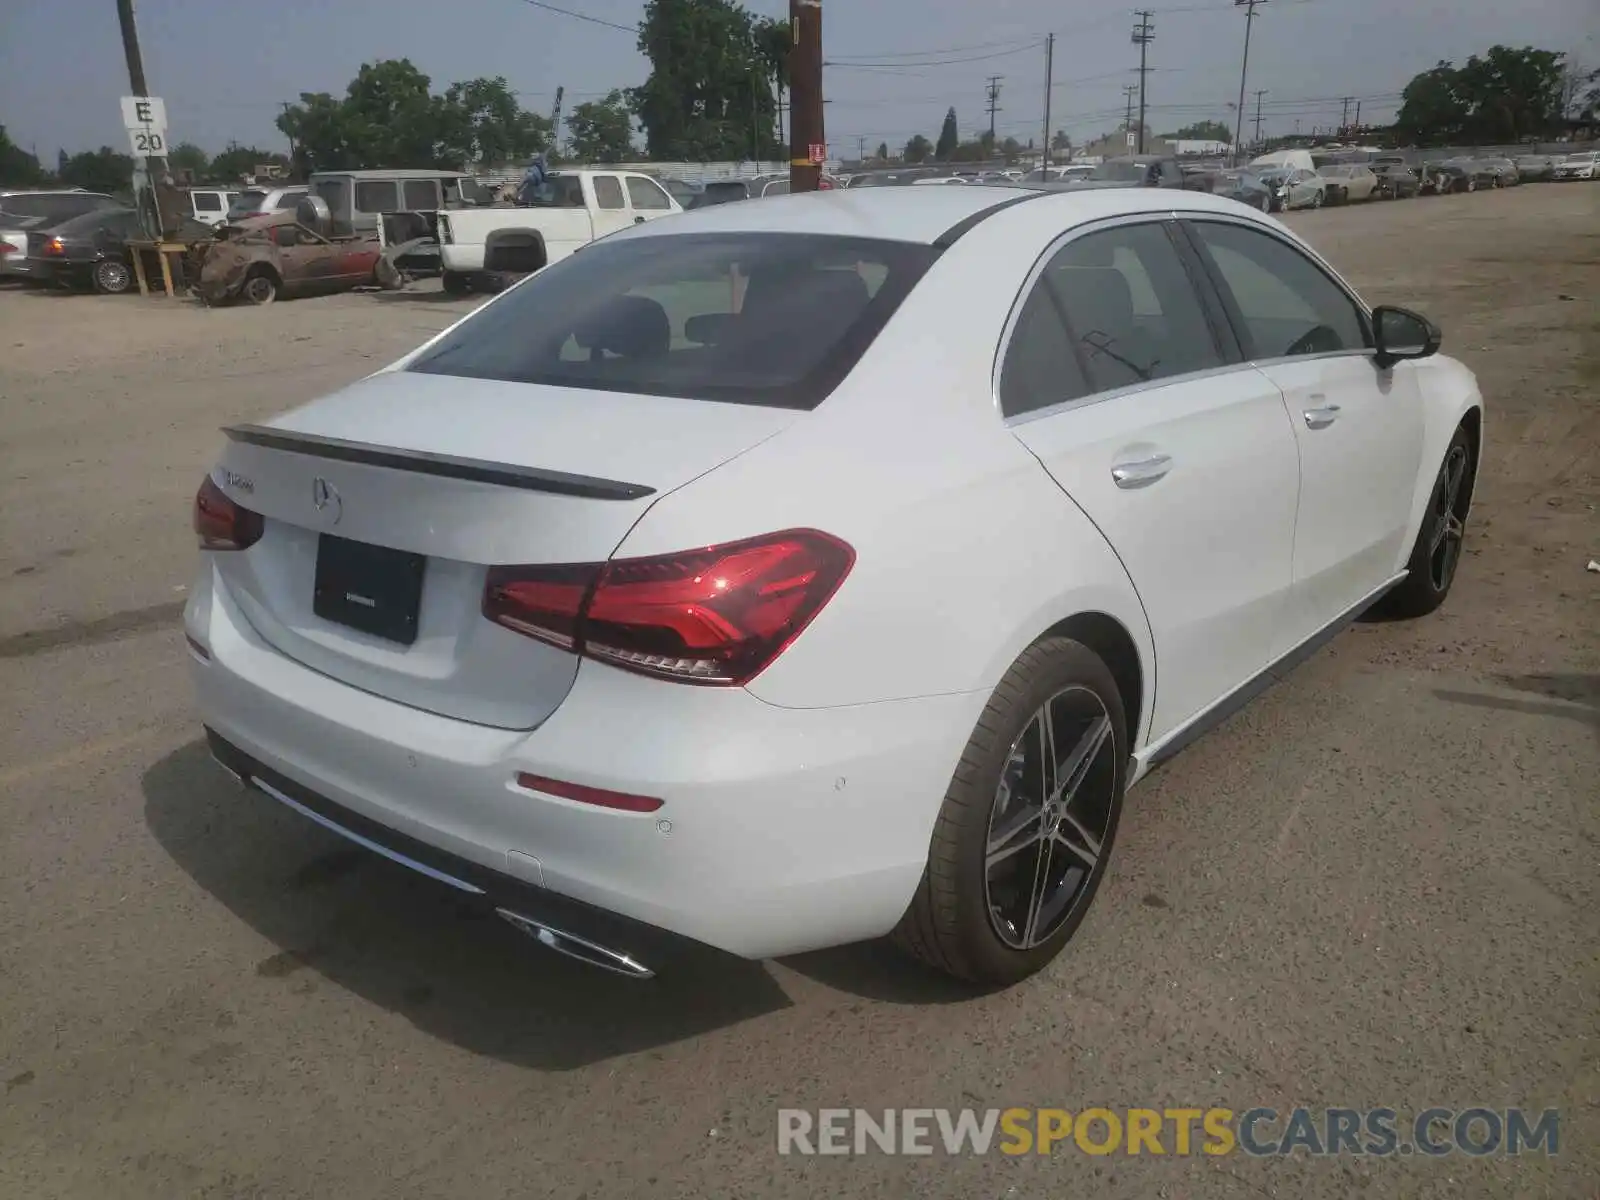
top-left (121, 96), bottom-right (169, 158)
top-left (1126, 131), bottom-right (1136, 148)
top-left (808, 142), bottom-right (826, 164)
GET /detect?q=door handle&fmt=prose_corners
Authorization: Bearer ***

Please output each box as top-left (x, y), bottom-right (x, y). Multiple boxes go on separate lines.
top-left (634, 216), bottom-right (646, 224)
top-left (1303, 404), bottom-right (1342, 429)
top-left (1111, 453), bottom-right (1173, 489)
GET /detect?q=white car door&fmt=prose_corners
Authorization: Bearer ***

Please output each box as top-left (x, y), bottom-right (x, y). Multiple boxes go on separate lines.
top-left (624, 174), bottom-right (680, 222)
top-left (1004, 218), bottom-right (1302, 741)
top-left (588, 174), bottom-right (634, 238)
top-left (1184, 218), bottom-right (1426, 641)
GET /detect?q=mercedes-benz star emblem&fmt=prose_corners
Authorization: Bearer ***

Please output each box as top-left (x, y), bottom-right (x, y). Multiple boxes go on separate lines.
top-left (311, 477), bottom-right (342, 525)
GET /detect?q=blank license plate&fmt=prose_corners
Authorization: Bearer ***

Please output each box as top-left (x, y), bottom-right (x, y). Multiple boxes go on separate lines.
top-left (313, 535), bottom-right (427, 645)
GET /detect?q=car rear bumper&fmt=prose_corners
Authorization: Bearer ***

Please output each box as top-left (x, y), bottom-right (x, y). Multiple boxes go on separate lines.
top-left (185, 560), bottom-right (985, 961)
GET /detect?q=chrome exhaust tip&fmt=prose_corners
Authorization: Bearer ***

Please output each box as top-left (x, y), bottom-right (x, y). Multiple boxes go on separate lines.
top-left (496, 909), bottom-right (655, 980)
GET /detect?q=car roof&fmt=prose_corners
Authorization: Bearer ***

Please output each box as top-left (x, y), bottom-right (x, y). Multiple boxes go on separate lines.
top-left (607, 185), bottom-right (1284, 247)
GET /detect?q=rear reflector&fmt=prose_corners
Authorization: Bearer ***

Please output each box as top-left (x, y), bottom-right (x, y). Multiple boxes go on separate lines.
top-left (193, 474), bottom-right (264, 551)
top-left (484, 529), bottom-right (854, 686)
top-left (515, 772), bottom-right (663, 813)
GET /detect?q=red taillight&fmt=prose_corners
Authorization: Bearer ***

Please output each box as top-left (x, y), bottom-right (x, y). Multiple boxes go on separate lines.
top-left (43, 237), bottom-right (65, 256)
top-left (515, 772), bottom-right (663, 813)
top-left (0, 243), bottom-right (13, 255)
top-left (193, 475), bottom-right (264, 551)
top-left (483, 529), bottom-right (854, 685)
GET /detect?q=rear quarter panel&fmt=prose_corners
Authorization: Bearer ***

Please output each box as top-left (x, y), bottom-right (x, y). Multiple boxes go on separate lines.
top-left (1394, 353), bottom-right (1484, 572)
top-left (611, 209), bottom-right (1155, 718)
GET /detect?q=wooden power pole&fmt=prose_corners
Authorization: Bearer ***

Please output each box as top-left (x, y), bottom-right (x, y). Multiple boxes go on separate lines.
top-left (789, 0), bottom-right (823, 192)
top-left (115, 0), bottom-right (175, 236)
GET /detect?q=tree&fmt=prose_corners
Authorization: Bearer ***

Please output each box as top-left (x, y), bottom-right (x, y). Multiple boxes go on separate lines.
top-left (209, 144), bottom-right (289, 183)
top-left (0, 125), bottom-right (48, 186)
top-left (935, 108), bottom-right (959, 160)
top-left (340, 58), bottom-right (444, 166)
top-left (437, 76), bottom-right (550, 167)
top-left (632, 0), bottom-right (788, 161)
top-left (1396, 45), bottom-right (1568, 144)
top-left (903, 133), bottom-right (933, 163)
top-left (875, 141), bottom-right (889, 161)
top-left (58, 147), bottom-right (135, 195)
top-left (1163, 119), bottom-right (1232, 143)
top-left (567, 90), bottom-right (635, 163)
top-left (167, 141), bottom-right (210, 178)
top-left (999, 136), bottom-right (1022, 161)
top-left (1051, 129), bottom-right (1072, 155)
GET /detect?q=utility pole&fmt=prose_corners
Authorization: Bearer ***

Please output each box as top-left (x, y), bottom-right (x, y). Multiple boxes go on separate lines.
top-left (1340, 96), bottom-right (1352, 130)
top-left (857, 135), bottom-right (866, 163)
top-left (1252, 88), bottom-right (1268, 147)
top-left (985, 75), bottom-right (1004, 144)
top-left (1353, 99), bottom-right (1361, 132)
top-left (115, 0), bottom-right (173, 237)
top-left (1131, 11), bottom-right (1154, 154)
top-left (789, 0), bottom-right (823, 191)
top-left (1123, 84), bottom-right (1138, 146)
top-left (1042, 33), bottom-right (1054, 167)
top-left (1231, 0), bottom-right (1265, 165)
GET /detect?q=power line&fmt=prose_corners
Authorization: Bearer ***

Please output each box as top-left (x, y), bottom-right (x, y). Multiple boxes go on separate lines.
top-left (827, 36), bottom-right (1041, 63)
top-left (511, 0), bottom-right (635, 33)
top-left (826, 44), bottom-right (1039, 70)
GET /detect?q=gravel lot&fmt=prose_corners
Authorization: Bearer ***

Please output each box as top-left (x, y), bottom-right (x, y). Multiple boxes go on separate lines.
top-left (2, 185), bottom-right (1597, 1199)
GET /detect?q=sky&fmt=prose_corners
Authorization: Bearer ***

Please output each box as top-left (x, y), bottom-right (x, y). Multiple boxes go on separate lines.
top-left (2, 0), bottom-right (1595, 164)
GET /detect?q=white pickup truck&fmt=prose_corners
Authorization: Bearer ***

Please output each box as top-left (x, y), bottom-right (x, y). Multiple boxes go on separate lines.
top-left (434, 169), bottom-right (683, 294)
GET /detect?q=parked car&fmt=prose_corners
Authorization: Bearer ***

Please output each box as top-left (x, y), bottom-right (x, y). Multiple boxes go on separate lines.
top-left (688, 179), bottom-right (758, 207)
top-left (1422, 160), bottom-right (1494, 194)
top-left (434, 169), bottom-right (682, 295)
top-left (1512, 155), bottom-right (1556, 182)
top-left (658, 178), bottom-right (704, 207)
top-left (186, 186), bottom-right (1481, 987)
top-left (26, 206), bottom-right (145, 293)
top-left (1056, 155), bottom-right (1191, 190)
top-left (1207, 168), bottom-right (1273, 212)
top-left (1373, 163), bottom-right (1422, 199)
top-left (187, 188), bottom-right (240, 226)
top-left (1318, 164), bottom-right (1380, 204)
top-left (196, 202), bottom-right (384, 305)
top-left (227, 185), bottom-right (309, 222)
top-left (1552, 150), bottom-right (1598, 181)
top-left (1257, 167), bottom-right (1327, 210)
top-left (307, 169), bottom-right (474, 235)
top-left (0, 189), bottom-right (122, 280)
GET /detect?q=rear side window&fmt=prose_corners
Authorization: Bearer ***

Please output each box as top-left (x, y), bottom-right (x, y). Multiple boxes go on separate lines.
top-left (193, 192), bottom-right (222, 212)
top-left (402, 179), bottom-right (438, 211)
top-left (2, 193), bottom-right (115, 223)
top-left (593, 176), bottom-right (625, 210)
top-left (408, 232), bottom-right (938, 409)
top-left (626, 177), bottom-right (672, 210)
top-left (274, 190), bottom-right (306, 210)
top-left (354, 180), bottom-right (398, 212)
top-left (999, 286), bottom-right (1090, 418)
top-left (228, 189), bottom-right (267, 217)
top-left (314, 179), bottom-right (348, 212)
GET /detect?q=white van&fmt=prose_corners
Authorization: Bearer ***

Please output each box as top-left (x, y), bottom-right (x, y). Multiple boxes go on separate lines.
top-left (187, 188), bottom-right (239, 226)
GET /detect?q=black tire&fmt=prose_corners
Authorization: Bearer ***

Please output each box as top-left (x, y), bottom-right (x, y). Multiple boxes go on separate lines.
top-left (893, 636), bottom-right (1128, 986)
top-left (1464, 178), bottom-right (1476, 193)
top-left (441, 270), bottom-right (473, 297)
top-left (1375, 426), bottom-right (1474, 619)
top-left (92, 259), bottom-right (133, 295)
top-left (1310, 189), bottom-right (1324, 209)
top-left (240, 268), bottom-right (278, 305)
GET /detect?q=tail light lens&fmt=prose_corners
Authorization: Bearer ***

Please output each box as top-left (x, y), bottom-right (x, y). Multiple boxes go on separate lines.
top-left (194, 475), bottom-right (264, 551)
top-left (483, 529), bottom-right (854, 685)
top-left (43, 237), bottom-right (65, 256)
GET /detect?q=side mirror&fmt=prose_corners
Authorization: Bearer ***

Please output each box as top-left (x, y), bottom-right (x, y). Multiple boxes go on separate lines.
top-left (1372, 305), bottom-right (1441, 368)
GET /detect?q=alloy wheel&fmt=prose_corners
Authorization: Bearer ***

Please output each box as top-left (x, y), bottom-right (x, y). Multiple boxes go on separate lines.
top-left (1428, 444), bottom-right (1470, 591)
top-left (984, 686), bottom-right (1117, 950)
top-left (243, 275), bottom-right (276, 304)
top-left (96, 261), bottom-right (131, 294)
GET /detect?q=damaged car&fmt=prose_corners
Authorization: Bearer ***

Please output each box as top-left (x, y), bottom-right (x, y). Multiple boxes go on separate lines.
top-left (196, 198), bottom-right (385, 305)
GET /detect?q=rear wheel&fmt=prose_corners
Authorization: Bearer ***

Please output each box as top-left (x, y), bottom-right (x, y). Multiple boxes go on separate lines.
top-left (1464, 178), bottom-right (1477, 193)
top-left (92, 259), bottom-right (133, 295)
top-left (1376, 426), bottom-right (1474, 619)
top-left (441, 270), bottom-right (473, 297)
top-left (893, 637), bottom-right (1128, 986)
top-left (1310, 188), bottom-right (1324, 209)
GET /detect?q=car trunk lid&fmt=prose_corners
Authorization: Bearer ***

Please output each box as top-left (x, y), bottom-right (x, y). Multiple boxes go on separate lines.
top-left (209, 370), bottom-right (797, 729)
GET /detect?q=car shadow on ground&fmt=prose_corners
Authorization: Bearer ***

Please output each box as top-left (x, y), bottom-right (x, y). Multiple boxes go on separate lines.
top-left (367, 288), bottom-right (478, 305)
top-left (142, 739), bottom-right (796, 1071)
top-left (1433, 672), bottom-right (1600, 740)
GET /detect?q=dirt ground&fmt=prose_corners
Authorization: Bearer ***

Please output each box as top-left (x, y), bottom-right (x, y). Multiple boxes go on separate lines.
top-left (1, 184), bottom-right (1596, 1199)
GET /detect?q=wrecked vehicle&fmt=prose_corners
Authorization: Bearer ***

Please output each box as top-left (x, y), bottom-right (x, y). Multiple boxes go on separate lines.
top-left (196, 197), bottom-right (385, 305)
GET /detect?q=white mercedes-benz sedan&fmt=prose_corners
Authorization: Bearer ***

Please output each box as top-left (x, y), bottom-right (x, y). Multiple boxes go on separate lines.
top-left (186, 185), bottom-right (1483, 985)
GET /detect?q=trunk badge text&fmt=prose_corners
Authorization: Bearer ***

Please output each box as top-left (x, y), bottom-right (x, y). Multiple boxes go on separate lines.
top-left (223, 469), bottom-right (254, 494)
top-left (312, 477), bottom-right (343, 525)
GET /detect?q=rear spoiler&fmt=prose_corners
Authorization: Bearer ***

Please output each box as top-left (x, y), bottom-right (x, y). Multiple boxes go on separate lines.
top-left (222, 423), bottom-right (655, 501)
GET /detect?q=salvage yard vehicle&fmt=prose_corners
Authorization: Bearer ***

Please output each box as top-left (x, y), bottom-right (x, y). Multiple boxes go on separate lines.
top-left (1318, 163), bottom-right (1380, 204)
top-left (434, 169), bottom-right (682, 296)
top-left (1552, 150), bottom-right (1598, 181)
top-left (1258, 166), bottom-right (1327, 210)
top-left (1055, 155), bottom-right (1192, 190)
top-left (26, 206), bottom-right (144, 293)
top-left (1373, 163), bottom-right (1421, 199)
top-left (1, 189), bottom-right (122, 281)
top-left (307, 169), bottom-right (475, 235)
top-left (226, 185), bottom-right (308, 222)
top-left (187, 188), bottom-right (240, 226)
top-left (196, 200), bottom-right (382, 305)
top-left (187, 185), bottom-right (1483, 986)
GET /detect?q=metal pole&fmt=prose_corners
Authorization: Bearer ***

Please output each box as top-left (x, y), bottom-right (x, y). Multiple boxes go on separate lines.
top-left (986, 76), bottom-right (1003, 144)
top-left (1353, 99), bottom-right (1361, 132)
top-left (789, 0), bottom-right (822, 191)
top-left (115, 0), bottom-right (172, 238)
top-left (1132, 12), bottom-right (1154, 154)
top-left (1232, 0), bottom-right (1262, 165)
top-left (1253, 89), bottom-right (1267, 146)
top-left (1042, 34), bottom-right (1054, 167)
top-left (1124, 85), bottom-right (1137, 141)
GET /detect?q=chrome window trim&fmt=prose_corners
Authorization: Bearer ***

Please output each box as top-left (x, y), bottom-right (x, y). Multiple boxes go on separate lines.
top-left (991, 209), bottom-right (1253, 425)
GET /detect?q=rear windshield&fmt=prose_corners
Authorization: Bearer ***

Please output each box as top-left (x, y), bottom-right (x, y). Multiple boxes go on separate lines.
top-left (227, 190), bottom-right (268, 217)
top-left (0, 192), bottom-right (117, 226)
top-left (408, 232), bottom-right (938, 409)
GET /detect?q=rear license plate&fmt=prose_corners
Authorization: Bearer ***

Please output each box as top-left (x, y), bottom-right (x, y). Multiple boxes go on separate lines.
top-left (313, 535), bottom-right (427, 645)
